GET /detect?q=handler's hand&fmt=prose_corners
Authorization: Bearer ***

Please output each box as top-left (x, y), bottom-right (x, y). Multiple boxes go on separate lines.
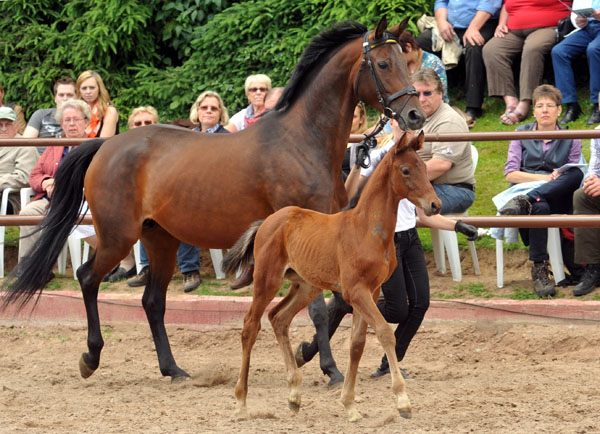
top-left (583, 174), bottom-right (600, 197)
top-left (455, 220), bottom-right (478, 241)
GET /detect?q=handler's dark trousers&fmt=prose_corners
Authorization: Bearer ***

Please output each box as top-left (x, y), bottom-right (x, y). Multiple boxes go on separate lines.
top-left (573, 188), bottom-right (600, 264)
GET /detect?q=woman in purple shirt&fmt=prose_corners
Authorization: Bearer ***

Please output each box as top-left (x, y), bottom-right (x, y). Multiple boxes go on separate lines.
top-left (499, 85), bottom-right (584, 297)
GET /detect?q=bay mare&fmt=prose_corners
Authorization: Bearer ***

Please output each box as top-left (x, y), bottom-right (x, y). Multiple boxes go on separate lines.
top-left (2, 17), bottom-right (425, 384)
top-left (221, 132), bottom-right (441, 421)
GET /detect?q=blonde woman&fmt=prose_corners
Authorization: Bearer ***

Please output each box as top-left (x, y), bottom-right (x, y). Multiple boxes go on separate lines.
top-left (189, 91), bottom-right (230, 133)
top-left (225, 74), bottom-right (271, 132)
top-left (76, 70), bottom-right (119, 137)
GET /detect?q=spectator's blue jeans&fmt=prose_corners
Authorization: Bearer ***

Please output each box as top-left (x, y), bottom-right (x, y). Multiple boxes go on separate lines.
top-left (552, 20), bottom-right (600, 104)
top-left (139, 241), bottom-right (200, 274)
top-left (433, 183), bottom-right (475, 214)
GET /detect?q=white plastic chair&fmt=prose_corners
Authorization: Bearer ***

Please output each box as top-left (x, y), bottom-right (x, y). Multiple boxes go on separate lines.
top-left (0, 187), bottom-right (17, 277)
top-left (430, 145), bottom-right (480, 282)
top-left (496, 226), bottom-right (565, 288)
top-left (19, 187), bottom-right (89, 279)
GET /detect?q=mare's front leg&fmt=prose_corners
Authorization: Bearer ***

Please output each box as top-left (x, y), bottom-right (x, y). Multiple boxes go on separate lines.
top-left (306, 293), bottom-right (345, 386)
top-left (143, 230), bottom-right (189, 382)
top-left (269, 281), bottom-right (324, 412)
top-left (345, 287), bottom-right (411, 420)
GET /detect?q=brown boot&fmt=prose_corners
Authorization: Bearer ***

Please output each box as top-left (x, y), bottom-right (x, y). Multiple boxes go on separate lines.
top-left (230, 263), bottom-right (254, 290)
top-left (531, 260), bottom-right (556, 297)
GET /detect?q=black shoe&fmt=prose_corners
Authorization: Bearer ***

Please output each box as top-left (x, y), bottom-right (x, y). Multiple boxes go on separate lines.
top-left (183, 270), bottom-right (202, 293)
top-left (587, 106), bottom-right (600, 125)
top-left (559, 102), bottom-right (582, 125)
top-left (573, 264), bottom-right (600, 296)
top-left (126, 266), bottom-right (149, 287)
top-left (465, 107), bottom-right (483, 120)
top-left (531, 260), bottom-right (556, 298)
top-left (106, 266), bottom-right (137, 283)
top-left (230, 263), bottom-right (254, 290)
top-left (499, 195), bottom-right (532, 216)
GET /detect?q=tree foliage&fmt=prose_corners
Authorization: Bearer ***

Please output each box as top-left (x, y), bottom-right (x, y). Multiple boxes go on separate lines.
top-left (0, 0), bottom-right (434, 125)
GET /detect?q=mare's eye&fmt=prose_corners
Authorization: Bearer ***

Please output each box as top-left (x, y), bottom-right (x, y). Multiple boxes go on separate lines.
top-left (378, 61), bottom-right (389, 70)
top-left (402, 168), bottom-right (410, 176)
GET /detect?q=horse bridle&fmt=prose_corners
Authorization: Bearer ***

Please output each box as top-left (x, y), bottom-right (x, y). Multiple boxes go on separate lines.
top-left (354, 30), bottom-right (418, 168)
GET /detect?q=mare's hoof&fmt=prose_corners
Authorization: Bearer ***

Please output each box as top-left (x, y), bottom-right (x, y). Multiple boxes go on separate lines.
top-left (398, 409), bottom-right (412, 419)
top-left (327, 372), bottom-right (344, 388)
top-left (78, 354), bottom-right (96, 379)
top-left (294, 343), bottom-right (308, 368)
top-left (171, 373), bottom-right (191, 384)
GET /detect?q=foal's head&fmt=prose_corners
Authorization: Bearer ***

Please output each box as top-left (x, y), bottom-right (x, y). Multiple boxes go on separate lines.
top-left (389, 131), bottom-right (441, 216)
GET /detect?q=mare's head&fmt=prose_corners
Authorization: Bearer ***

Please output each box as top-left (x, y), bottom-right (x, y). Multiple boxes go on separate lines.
top-left (389, 131), bottom-right (441, 216)
top-left (355, 17), bottom-right (426, 130)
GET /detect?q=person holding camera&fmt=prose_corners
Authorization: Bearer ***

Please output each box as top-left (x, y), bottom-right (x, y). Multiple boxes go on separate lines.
top-left (552, 0), bottom-right (600, 125)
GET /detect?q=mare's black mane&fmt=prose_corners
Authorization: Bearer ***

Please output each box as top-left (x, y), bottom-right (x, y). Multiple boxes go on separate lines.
top-left (274, 21), bottom-right (367, 112)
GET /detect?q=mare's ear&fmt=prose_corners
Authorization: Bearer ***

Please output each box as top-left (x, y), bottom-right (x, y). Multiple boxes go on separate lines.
top-left (375, 16), bottom-right (388, 40)
top-left (389, 17), bottom-right (409, 39)
top-left (394, 131), bottom-right (410, 154)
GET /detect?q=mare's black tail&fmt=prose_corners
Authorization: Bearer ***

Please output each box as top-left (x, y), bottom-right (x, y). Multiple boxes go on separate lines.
top-left (222, 220), bottom-right (263, 276)
top-left (1, 138), bottom-right (106, 308)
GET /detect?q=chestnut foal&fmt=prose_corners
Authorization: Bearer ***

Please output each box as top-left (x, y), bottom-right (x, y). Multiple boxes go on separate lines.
top-left (222, 131), bottom-right (441, 422)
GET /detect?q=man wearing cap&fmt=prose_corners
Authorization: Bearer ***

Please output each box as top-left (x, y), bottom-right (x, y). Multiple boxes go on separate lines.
top-left (22, 77), bottom-right (76, 154)
top-left (0, 107), bottom-right (39, 213)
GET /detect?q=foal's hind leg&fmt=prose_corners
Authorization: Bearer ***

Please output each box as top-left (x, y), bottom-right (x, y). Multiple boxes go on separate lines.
top-left (78, 240), bottom-right (135, 378)
top-left (142, 227), bottom-right (189, 382)
top-left (268, 281), bottom-right (324, 412)
top-left (343, 287), bottom-right (411, 421)
top-left (304, 293), bottom-right (345, 386)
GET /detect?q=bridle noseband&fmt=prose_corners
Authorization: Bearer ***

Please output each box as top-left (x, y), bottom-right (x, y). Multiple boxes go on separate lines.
top-left (354, 30), bottom-right (418, 168)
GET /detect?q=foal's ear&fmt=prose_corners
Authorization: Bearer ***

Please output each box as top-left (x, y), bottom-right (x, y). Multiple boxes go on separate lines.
top-left (375, 16), bottom-right (388, 40)
top-left (394, 131), bottom-right (410, 154)
top-left (411, 130), bottom-right (425, 151)
top-left (388, 17), bottom-right (409, 39)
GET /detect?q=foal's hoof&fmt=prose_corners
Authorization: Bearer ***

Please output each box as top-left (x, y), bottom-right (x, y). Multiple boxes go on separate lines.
top-left (288, 400), bottom-right (301, 413)
top-left (398, 408), bottom-right (412, 419)
top-left (294, 343), bottom-right (308, 368)
top-left (78, 354), bottom-right (96, 379)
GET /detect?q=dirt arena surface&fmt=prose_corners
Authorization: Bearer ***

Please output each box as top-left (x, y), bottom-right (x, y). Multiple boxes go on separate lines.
top-left (1, 318), bottom-right (599, 434)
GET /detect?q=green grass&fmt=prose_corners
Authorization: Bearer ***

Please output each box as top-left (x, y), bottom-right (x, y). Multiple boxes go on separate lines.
top-left (433, 282), bottom-right (494, 299)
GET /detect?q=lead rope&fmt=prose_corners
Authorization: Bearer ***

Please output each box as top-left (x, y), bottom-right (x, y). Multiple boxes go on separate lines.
top-left (355, 114), bottom-right (390, 169)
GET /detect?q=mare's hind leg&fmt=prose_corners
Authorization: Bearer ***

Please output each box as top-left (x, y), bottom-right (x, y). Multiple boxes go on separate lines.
top-left (78, 239), bottom-right (136, 379)
top-left (342, 287), bottom-right (411, 421)
top-left (234, 262), bottom-right (286, 417)
top-left (268, 280), bottom-right (324, 412)
top-left (304, 293), bottom-right (345, 386)
top-left (142, 226), bottom-right (189, 382)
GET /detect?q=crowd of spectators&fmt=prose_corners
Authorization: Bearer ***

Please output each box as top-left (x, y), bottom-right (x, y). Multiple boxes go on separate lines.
top-left (2, 1), bottom-right (600, 301)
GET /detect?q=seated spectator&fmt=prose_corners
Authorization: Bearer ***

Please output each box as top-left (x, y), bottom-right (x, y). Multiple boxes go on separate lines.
top-left (264, 86), bottom-right (284, 110)
top-left (128, 106), bottom-right (158, 129)
top-left (399, 31), bottom-right (449, 103)
top-left (76, 70), bottom-right (119, 138)
top-left (572, 125), bottom-right (600, 296)
top-left (411, 68), bottom-right (475, 214)
top-left (416, 0), bottom-right (501, 119)
top-left (0, 82), bottom-right (26, 135)
top-left (189, 91), bottom-right (230, 133)
top-left (0, 107), bottom-right (39, 213)
top-left (18, 99), bottom-right (91, 275)
top-left (498, 85), bottom-right (584, 297)
top-left (23, 77), bottom-right (76, 154)
top-left (482, 0), bottom-right (571, 125)
top-left (342, 102), bottom-right (369, 179)
top-left (225, 74), bottom-right (271, 132)
top-left (552, 0), bottom-right (600, 125)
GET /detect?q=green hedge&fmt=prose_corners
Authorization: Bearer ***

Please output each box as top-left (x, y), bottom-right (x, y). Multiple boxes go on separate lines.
top-left (0, 0), bottom-right (433, 126)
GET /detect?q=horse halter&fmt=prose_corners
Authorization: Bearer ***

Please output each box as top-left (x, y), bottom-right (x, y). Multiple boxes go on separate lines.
top-left (353, 30), bottom-right (417, 129)
top-left (353, 30), bottom-right (418, 169)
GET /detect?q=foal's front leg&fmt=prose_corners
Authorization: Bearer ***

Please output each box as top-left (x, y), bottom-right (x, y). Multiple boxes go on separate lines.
top-left (340, 309), bottom-right (369, 422)
top-left (345, 288), bottom-right (411, 420)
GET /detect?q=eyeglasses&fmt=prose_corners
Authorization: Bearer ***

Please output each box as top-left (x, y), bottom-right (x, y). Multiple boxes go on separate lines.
top-left (198, 104), bottom-right (219, 112)
top-left (133, 120), bottom-right (154, 127)
top-left (534, 103), bottom-right (559, 109)
top-left (63, 118), bottom-right (85, 124)
top-left (416, 91), bottom-right (434, 97)
top-left (248, 87), bottom-right (268, 93)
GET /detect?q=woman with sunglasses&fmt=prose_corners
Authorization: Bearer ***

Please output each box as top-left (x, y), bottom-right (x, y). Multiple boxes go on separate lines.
top-left (225, 74), bottom-right (271, 132)
top-left (76, 70), bottom-right (119, 138)
top-left (127, 106), bottom-right (159, 129)
top-left (189, 91), bottom-right (230, 133)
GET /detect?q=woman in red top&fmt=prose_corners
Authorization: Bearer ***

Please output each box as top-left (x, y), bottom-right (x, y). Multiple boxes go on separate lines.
top-left (482, 0), bottom-right (572, 125)
top-left (76, 70), bottom-right (119, 138)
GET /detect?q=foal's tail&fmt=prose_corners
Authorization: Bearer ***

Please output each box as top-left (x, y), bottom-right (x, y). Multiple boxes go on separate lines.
top-left (1, 138), bottom-right (106, 309)
top-left (222, 220), bottom-right (263, 276)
